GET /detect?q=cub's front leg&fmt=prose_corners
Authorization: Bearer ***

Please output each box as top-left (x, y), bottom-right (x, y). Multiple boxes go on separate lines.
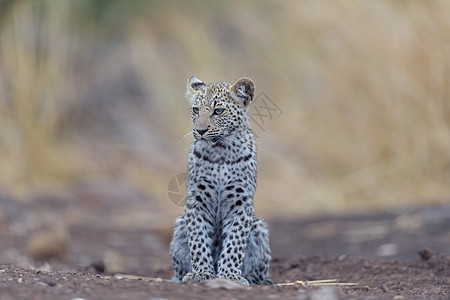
top-left (216, 185), bottom-right (254, 286)
top-left (182, 186), bottom-right (216, 283)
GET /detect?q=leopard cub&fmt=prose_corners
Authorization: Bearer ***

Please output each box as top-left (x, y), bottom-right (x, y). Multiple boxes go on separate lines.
top-left (170, 76), bottom-right (271, 286)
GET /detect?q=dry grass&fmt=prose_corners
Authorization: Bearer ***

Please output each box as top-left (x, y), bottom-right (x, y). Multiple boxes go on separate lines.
top-left (0, 0), bottom-right (449, 216)
top-left (0, 1), bottom-right (86, 199)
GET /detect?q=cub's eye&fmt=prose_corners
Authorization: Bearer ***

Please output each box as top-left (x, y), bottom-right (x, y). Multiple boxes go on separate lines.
top-left (192, 107), bottom-right (200, 114)
top-left (213, 108), bottom-right (225, 115)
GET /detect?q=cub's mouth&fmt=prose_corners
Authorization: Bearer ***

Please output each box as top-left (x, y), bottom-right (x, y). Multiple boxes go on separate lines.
top-left (193, 134), bottom-right (225, 145)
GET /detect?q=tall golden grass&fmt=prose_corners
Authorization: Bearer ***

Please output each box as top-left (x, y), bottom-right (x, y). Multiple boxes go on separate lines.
top-left (0, 1), bottom-right (84, 199)
top-left (0, 0), bottom-right (449, 216)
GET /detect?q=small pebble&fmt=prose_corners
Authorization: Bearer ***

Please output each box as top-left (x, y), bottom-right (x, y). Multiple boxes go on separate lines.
top-left (46, 280), bottom-right (57, 287)
top-left (380, 284), bottom-right (390, 292)
top-left (338, 254), bottom-right (347, 261)
top-left (35, 281), bottom-right (48, 287)
top-left (429, 286), bottom-right (440, 293)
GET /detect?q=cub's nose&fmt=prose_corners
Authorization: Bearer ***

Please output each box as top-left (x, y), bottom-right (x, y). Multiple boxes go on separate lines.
top-left (196, 129), bottom-right (208, 136)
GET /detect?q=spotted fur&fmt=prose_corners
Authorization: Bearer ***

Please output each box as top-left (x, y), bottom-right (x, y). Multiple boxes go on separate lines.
top-left (170, 76), bottom-right (271, 286)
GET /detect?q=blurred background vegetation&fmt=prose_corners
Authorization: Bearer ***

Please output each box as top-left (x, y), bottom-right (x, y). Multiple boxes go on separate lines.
top-left (0, 0), bottom-right (449, 222)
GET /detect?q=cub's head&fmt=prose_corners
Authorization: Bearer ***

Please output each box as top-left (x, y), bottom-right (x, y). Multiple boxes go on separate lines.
top-left (186, 76), bottom-right (255, 143)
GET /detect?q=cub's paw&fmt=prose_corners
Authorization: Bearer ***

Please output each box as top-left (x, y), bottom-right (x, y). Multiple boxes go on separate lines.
top-left (182, 271), bottom-right (214, 283)
top-left (217, 275), bottom-right (249, 286)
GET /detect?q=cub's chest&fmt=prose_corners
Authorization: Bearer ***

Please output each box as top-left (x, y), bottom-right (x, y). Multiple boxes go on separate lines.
top-left (189, 148), bottom-right (254, 182)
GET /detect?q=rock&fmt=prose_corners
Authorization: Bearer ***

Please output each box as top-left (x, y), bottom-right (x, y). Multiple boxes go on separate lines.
top-left (338, 254), bottom-right (347, 261)
top-left (418, 247), bottom-right (436, 261)
top-left (103, 250), bottom-right (126, 273)
top-left (310, 286), bottom-right (339, 300)
top-left (380, 284), bottom-right (390, 292)
top-left (360, 286), bottom-right (370, 292)
top-left (204, 278), bottom-right (245, 290)
top-left (89, 260), bottom-right (106, 273)
top-left (375, 243), bottom-right (399, 257)
top-left (44, 280), bottom-right (57, 287)
top-left (26, 224), bottom-right (68, 261)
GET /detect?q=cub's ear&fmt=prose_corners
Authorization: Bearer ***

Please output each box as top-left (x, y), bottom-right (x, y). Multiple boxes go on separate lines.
top-left (230, 77), bottom-right (255, 107)
top-left (186, 75), bottom-right (205, 104)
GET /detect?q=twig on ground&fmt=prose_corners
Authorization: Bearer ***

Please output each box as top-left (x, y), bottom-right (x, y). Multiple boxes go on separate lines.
top-left (277, 279), bottom-right (359, 287)
top-left (113, 274), bottom-right (172, 282)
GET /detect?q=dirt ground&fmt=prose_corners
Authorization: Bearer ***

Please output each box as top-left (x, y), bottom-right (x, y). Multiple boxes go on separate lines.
top-left (0, 193), bottom-right (449, 299)
top-left (1, 254), bottom-right (448, 300)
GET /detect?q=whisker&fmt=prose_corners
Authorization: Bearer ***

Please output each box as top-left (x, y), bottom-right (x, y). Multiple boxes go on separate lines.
top-left (178, 130), bottom-right (193, 144)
